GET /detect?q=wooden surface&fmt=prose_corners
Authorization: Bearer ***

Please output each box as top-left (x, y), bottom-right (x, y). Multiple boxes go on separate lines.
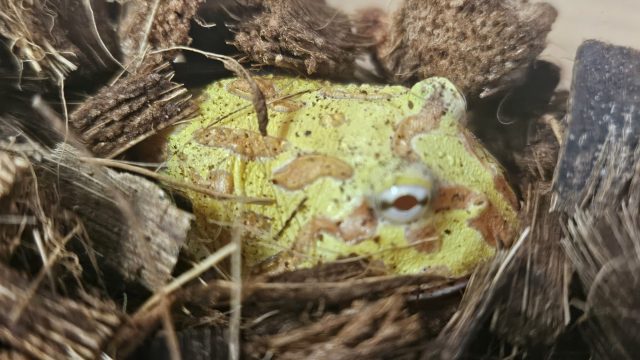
top-left (329, 0), bottom-right (640, 89)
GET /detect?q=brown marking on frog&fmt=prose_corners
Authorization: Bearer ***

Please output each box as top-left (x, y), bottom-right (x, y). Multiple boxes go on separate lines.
top-left (228, 78), bottom-right (304, 113)
top-left (431, 185), bottom-right (473, 212)
top-left (239, 211), bottom-right (272, 236)
top-left (469, 202), bottom-right (515, 248)
top-left (337, 201), bottom-right (378, 244)
top-left (272, 99), bottom-right (304, 113)
top-left (392, 103), bottom-right (445, 158)
top-left (272, 154), bottom-right (353, 190)
top-left (405, 223), bottom-right (442, 253)
top-left (227, 78), bottom-right (278, 99)
top-left (431, 185), bottom-right (513, 247)
top-left (207, 170), bottom-right (234, 194)
top-left (255, 213), bottom-right (365, 274)
top-left (194, 126), bottom-right (286, 159)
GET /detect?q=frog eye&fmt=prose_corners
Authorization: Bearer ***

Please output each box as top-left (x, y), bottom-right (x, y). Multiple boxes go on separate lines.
top-left (376, 185), bottom-right (432, 223)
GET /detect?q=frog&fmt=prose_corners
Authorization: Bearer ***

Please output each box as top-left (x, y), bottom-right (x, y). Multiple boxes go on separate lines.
top-left (165, 75), bottom-right (519, 277)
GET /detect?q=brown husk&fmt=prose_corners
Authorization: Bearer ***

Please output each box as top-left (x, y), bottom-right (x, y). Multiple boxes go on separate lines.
top-left (365, 0), bottom-right (557, 99)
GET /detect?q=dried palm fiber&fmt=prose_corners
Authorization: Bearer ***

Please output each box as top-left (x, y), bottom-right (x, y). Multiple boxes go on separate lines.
top-left (0, 0), bottom-right (119, 84)
top-left (69, 63), bottom-right (196, 158)
top-left (0, 151), bottom-right (29, 199)
top-left (561, 130), bottom-right (640, 359)
top-left (552, 40), bottom-right (640, 359)
top-left (0, 262), bottom-right (122, 360)
top-left (225, 0), bottom-right (369, 77)
top-left (118, 0), bottom-right (204, 69)
top-left (367, 0), bottom-right (557, 99)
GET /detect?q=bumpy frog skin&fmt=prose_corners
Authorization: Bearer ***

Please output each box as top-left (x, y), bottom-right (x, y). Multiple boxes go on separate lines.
top-left (166, 75), bottom-right (519, 277)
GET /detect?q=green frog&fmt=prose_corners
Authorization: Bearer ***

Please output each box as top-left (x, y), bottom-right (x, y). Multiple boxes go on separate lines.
top-left (166, 75), bottom-right (518, 276)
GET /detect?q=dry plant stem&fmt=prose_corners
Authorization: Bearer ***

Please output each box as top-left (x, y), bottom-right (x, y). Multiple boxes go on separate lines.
top-left (490, 185), bottom-right (569, 346)
top-left (112, 243), bottom-right (237, 357)
top-left (150, 46), bottom-right (269, 136)
top-left (161, 299), bottom-right (183, 360)
top-left (427, 227), bottom-right (530, 359)
top-left (81, 157), bottom-right (273, 205)
top-left (180, 273), bottom-right (453, 308)
top-left (118, 0), bottom-right (204, 68)
top-left (229, 216), bottom-right (244, 360)
top-left (9, 223), bottom-right (82, 324)
top-left (138, 243), bottom-right (238, 314)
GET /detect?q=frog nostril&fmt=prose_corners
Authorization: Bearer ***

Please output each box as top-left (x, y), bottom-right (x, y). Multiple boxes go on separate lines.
top-left (393, 195), bottom-right (419, 210)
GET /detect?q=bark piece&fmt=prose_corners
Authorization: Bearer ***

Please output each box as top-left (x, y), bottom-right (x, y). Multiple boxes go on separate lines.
top-left (490, 186), bottom-right (568, 346)
top-left (0, 263), bottom-right (122, 360)
top-left (226, 0), bottom-right (368, 77)
top-left (552, 40), bottom-right (640, 213)
top-left (118, 0), bottom-right (204, 67)
top-left (136, 326), bottom-right (229, 360)
top-left (561, 112), bottom-right (640, 359)
top-left (69, 67), bottom-right (196, 158)
top-left (36, 145), bottom-right (193, 290)
top-left (248, 295), bottom-right (423, 360)
top-left (370, 0), bottom-right (557, 99)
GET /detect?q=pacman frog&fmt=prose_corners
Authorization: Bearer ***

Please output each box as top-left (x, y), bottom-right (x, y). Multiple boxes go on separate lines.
top-left (166, 75), bottom-right (519, 277)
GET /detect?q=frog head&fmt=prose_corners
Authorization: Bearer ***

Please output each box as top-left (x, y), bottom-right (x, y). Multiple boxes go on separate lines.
top-left (166, 76), bottom-right (519, 277)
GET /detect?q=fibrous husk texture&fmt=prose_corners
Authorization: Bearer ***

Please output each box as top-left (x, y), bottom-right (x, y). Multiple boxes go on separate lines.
top-left (70, 66), bottom-right (196, 158)
top-left (0, 0), bottom-right (119, 84)
top-left (227, 0), bottom-right (368, 77)
top-left (372, 0), bottom-right (557, 99)
top-left (127, 261), bottom-right (464, 360)
top-left (118, 0), bottom-right (204, 68)
top-left (0, 263), bottom-right (122, 360)
top-left (562, 129), bottom-right (640, 359)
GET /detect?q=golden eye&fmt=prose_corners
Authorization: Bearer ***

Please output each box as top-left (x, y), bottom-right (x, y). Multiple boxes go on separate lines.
top-left (377, 184), bottom-right (432, 223)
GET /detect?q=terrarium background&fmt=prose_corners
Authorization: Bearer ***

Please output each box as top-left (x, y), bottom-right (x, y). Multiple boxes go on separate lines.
top-left (331, 0), bottom-right (640, 89)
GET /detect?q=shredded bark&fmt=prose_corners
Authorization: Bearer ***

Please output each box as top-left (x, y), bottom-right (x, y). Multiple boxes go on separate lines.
top-left (0, 0), bottom-right (119, 84)
top-left (118, 0), bottom-right (204, 68)
top-left (562, 122), bottom-right (640, 359)
top-left (35, 145), bottom-right (193, 290)
top-left (490, 185), bottom-right (569, 346)
top-left (552, 41), bottom-right (640, 213)
top-left (0, 151), bottom-right (29, 199)
top-left (0, 263), bottom-right (122, 360)
top-left (367, 0), bottom-right (557, 99)
top-left (69, 64), bottom-right (196, 158)
top-left (225, 0), bottom-right (369, 77)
